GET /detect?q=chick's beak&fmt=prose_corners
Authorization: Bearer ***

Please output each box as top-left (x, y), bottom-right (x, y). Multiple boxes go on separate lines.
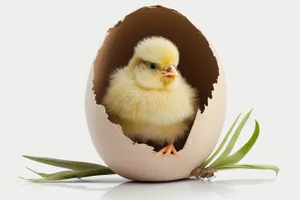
top-left (162, 64), bottom-right (179, 78)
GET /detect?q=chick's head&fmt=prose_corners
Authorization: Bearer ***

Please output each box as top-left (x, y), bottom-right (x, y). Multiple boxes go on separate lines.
top-left (128, 36), bottom-right (181, 90)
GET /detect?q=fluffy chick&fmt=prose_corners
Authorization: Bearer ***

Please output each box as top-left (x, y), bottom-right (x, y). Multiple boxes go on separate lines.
top-left (102, 36), bottom-right (198, 159)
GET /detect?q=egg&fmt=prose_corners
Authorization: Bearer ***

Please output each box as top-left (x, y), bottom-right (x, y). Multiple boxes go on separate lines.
top-left (85, 5), bottom-right (227, 182)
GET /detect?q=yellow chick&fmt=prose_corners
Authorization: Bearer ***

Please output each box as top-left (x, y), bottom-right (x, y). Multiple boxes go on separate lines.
top-left (102, 36), bottom-right (198, 159)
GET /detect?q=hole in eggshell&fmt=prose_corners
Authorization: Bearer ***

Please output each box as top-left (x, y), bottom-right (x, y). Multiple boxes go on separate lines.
top-left (92, 5), bottom-right (219, 152)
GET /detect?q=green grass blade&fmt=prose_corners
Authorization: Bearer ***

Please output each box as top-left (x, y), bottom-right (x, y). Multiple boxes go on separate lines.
top-left (208, 109), bottom-right (253, 167)
top-left (214, 164), bottom-right (280, 175)
top-left (21, 168), bottom-right (116, 183)
top-left (23, 155), bottom-right (107, 171)
top-left (25, 167), bottom-right (82, 178)
top-left (200, 112), bottom-right (242, 168)
top-left (209, 120), bottom-right (260, 168)
top-left (26, 167), bottom-right (50, 178)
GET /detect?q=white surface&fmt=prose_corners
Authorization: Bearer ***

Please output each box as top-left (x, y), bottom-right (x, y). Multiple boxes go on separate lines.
top-left (0, 0), bottom-right (299, 199)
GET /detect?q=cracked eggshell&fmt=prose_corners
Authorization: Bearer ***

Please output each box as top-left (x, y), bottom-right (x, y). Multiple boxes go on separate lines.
top-left (85, 5), bottom-right (227, 182)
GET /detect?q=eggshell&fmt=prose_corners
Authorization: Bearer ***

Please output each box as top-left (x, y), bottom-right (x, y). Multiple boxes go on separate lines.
top-left (85, 5), bottom-right (227, 182)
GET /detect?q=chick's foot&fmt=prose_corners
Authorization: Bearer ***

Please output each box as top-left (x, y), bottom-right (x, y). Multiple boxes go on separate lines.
top-left (152, 141), bottom-right (180, 160)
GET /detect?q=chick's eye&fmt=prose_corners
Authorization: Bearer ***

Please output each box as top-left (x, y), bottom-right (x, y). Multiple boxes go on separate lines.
top-left (149, 63), bottom-right (158, 70)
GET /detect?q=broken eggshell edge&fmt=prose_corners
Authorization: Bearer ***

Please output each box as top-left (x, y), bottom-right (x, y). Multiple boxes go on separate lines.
top-left (85, 8), bottom-right (227, 182)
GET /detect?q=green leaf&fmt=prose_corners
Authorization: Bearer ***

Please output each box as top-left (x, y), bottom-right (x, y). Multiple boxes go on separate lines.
top-left (209, 120), bottom-right (260, 168)
top-left (200, 112), bottom-right (242, 168)
top-left (23, 155), bottom-right (107, 171)
top-left (214, 164), bottom-right (280, 175)
top-left (21, 168), bottom-right (116, 183)
top-left (208, 109), bottom-right (253, 167)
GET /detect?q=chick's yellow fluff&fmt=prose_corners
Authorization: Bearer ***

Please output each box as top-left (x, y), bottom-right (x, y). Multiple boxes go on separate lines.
top-left (134, 36), bottom-right (179, 67)
top-left (102, 36), bottom-right (198, 144)
top-left (103, 67), bottom-right (196, 143)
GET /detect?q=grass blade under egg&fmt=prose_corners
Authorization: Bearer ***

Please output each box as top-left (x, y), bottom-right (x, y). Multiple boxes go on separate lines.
top-left (21, 168), bottom-right (115, 183)
top-left (23, 155), bottom-right (107, 171)
top-left (25, 167), bottom-right (53, 178)
top-left (214, 164), bottom-right (280, 175)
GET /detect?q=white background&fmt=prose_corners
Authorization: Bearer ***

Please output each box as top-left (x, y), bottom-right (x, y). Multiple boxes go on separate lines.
top-left (0, 0), bottom-right (299, 199)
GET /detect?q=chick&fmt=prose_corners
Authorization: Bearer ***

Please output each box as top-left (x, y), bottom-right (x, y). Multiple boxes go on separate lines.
top-left (102, 36), bottom-right (198, 159)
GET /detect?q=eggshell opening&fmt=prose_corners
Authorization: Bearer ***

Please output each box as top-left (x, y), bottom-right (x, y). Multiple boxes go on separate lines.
top-left (85, 5), bottom-right (227, 182)
top-left (92, 5), bottom-right (220, 151)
